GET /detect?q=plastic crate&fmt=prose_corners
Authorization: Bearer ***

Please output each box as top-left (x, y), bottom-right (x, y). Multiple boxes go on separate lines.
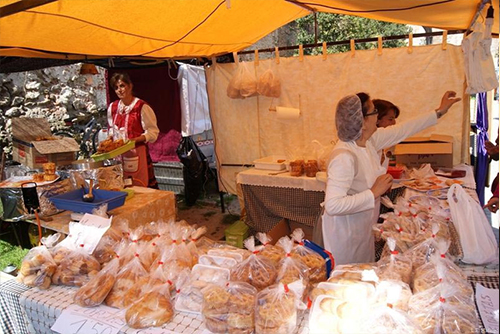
top-left (158, 183), bottom-right (184, 194)
top-left (156, 176), bottom-right (184, 186)
top-left (49, 188), bottom-right (127, 213)
top-left (153, 162), bottom-right (184, 178)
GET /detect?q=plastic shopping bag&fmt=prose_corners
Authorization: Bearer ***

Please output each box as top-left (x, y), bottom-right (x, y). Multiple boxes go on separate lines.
top-left (447, 184), bottom-right (498, 265)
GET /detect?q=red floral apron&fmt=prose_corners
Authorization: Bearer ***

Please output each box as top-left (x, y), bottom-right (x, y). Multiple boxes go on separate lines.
top-left (110, 100), bottom-right (158, 188)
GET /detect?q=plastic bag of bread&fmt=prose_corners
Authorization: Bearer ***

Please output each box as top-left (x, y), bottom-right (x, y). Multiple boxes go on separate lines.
top-left (17, 241), bottom-right (57, 290)
top-left (105, 243), bottom-right (149, 308)
top-left (362, 299), bottom-right (423, 334)
top-left (257, 68), bottom-right (281, 98)
top-left (412, 240), bottom-right (471, 296)
top-left (208, 244), bottom-right (251, 261)
top-left (202, 281), bottom-right (257, 334)
top-left (409, 283), bottom-right (477, 334)
top-left (375, 280), bottom-right (413, 312)
top-left (328, 263), bottom-right (379, 285)
top-left (196, 236), bottom-right (219, 256)
top-left (230, 236), bottom-right (277, 290)
top-left (181, 225), bottom-right (200, 266)
top-left (275, 236), bottom-right (309, 287)
top-left (309, 294), bottom-right (363, 334)
top-left (227, 62), bottom-right (258, 99)
top-left (377, 238), bottom-right (412, 284)
top-left (256, 232), bottom-right (285, 267)
top-left (175, 265), bottom-right (228, 314)
top-left (255, 280), bottom-right (306, 334)
top-left (74, 241), bottom-right (128, 307)
top-left (52, 243), bottom-right (101, 287)
top-left (92, 234), bottom-right (118, 266)
top-left (166, 223), bottom-right (195, 269)
top-left (289, 229), bottom-right (327, 283)
top-left (125, 278), bottom-right (174, 328)
top-left (405, 223), bottom-right (441, 271)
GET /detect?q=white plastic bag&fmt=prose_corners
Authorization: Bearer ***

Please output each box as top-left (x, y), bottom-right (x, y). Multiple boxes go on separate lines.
top-left (447, 184), bottom-right (498, 264)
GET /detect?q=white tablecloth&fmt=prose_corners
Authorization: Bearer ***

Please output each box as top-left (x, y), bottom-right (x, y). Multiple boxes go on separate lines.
top-left (236, 168), bottom-right (325, 192)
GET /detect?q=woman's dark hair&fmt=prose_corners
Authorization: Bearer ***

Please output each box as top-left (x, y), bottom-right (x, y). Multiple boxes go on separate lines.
top-left (356, 92), bottom-right (371, 117)
top-left (373, 99), bottom-right (400, 120)
top-left (109, 72), bottom-right (133, 90)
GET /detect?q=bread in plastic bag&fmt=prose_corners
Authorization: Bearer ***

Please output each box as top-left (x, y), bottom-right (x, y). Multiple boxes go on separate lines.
top-left (125, 280), bottom-right (174, 328)
top-left (405, 223), bottom-right (441, 271)
top-left (52, 243), bottom-right (101, 287)
top-left (202, 281), bottom-right (257, 334)
top-left (362, 301), bottom-right (423, 334)
top-left (227, 62), bottom-right (258, 99)
top-left (375, 280), bottom-right (413, 312)
top-left (230, 236), bottom-right (278, 290)
top-left (275, 236), bottom-right (309, 288)
top-left (412, 240), bottom-right (471, 297)
top-left (289, 229), bottom-right (326, 283)
top-left (255, 280), bottom-right (306, 334)
top-left (105, 243), bottom-right (149, 308)
top-left (257, 69), bottom-right (281, 98)
top-left (256, 232), bottom-right (285, 267)
top-left (17, 236), bottom-right (58, 289)
top-left (328, 263), bottom-right (379, 285)
top-left (377, 237), bottom-right (412, 284)
top-left (409, 283), bottom-right (477, 334)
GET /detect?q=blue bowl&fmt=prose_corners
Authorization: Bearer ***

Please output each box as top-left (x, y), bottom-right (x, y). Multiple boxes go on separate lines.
top-left (49, 188), bottom-right (127, 213)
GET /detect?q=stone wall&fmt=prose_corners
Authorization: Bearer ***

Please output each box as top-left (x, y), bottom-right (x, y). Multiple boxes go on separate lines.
top-left (0, 64), bottom-right (107, 156)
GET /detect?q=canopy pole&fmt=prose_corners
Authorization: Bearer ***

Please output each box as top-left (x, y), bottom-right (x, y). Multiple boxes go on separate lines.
top-left (465, 0), bottom-right (492, 35)
top-left (0, 0), bottom-right (56, 18)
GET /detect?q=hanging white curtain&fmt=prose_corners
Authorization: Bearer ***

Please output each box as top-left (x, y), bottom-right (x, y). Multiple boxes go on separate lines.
top-left (177, 63), bottom-right (211, 137)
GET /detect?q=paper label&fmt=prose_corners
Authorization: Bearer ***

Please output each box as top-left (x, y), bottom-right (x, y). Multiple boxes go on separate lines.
top-left (51, 304), bottom-right (126, 334)
top-left (131, 328), bottom-right (211, 334)
top-left (58, 214), bottom-right (111, 254)
top-left (476, 283), bottom-right (499, 334)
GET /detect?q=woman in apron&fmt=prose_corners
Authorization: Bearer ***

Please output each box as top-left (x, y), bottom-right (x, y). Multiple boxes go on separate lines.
top-left (108, 72), bottom-right (159, 188)
top-left (321, 91), bottom-right (461, 265)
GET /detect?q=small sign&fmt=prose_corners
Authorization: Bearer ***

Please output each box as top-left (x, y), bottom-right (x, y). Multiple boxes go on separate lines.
top-left (476, 283), bottom-right (499, 334)
top-left (130, 328), bottom-right (211, 334)
top-left (51, 304), bottom-right (126, 334)
top-left (57, 214), bottom-right (111, 254)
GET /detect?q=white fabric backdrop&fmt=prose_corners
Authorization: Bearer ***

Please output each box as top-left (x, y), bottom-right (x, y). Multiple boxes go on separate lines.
top-left (178, 63), bottom-right (211, 136)
top-left (206, 44), bottom-right (468, 194)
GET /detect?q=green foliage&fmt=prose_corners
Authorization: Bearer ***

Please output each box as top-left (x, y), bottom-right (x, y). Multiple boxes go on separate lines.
top-left (296, 13), bottom-right (411, 55)
top-left (0, 239), bottom-right (28, 271)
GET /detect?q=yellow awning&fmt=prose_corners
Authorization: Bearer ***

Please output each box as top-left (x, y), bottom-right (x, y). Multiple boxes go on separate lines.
top-left (0, 0), bottom-right (497, 59)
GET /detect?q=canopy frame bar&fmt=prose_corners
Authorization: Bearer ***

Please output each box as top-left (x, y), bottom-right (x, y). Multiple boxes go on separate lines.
top-left (0, 0), bottom-right (56, 18)
top-left (237, 29), bottom-right (468, 55)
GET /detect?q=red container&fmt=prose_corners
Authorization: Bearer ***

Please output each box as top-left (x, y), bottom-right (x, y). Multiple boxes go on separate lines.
top-left (387, 166), bottom-right (404, 179)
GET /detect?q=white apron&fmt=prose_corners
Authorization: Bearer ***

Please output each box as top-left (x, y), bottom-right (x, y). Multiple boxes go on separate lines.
top-left (321, 111), bottom-right (438, 265)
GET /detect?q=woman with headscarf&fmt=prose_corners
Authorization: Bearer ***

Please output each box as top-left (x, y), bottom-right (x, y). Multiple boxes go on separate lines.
top-left (322, 91), bottom-right (461, 265)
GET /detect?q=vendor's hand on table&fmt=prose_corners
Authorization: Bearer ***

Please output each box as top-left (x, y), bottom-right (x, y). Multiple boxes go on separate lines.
top-left (371, 174), bottom-right (393, 198)
top-left (436, 91), bottom-right (461, 117)
top-left (484, 140), bottom-right (499, 156)
top-left (483, 197), bottom-right (499, 213)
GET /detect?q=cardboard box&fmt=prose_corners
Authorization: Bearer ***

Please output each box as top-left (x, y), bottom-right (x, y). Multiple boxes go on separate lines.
top-left (11, 118), bottom-right (79, 169)
top-left (394, 134), bottom-right (453, 168)
top-left (267, 218), bottom-right (291, 244)
top-left (225, 220), bottom-right (249, 248)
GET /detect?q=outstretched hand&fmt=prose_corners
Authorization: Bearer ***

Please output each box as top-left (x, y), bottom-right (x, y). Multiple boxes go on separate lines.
top-left (437, 91), bottom-right (461, 115)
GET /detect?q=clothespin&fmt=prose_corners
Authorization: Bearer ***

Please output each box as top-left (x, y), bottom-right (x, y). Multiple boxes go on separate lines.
top-left (442, 31), bottom-right (448, 50)
top-left (254, 50), bottom-right (259, 66)
top-left (377, 36), bottom-right (383, 55)
top-left (322, 42), bottom-right (327, 60)
top-left (350, 39), bottom-right (355, 57)
top-left (408, 33), bottom-right (413, 54)
top-left (275, 47), bottom-right (280, 64)
top-left (233, 52), bottom-right (239, 63)
top-left (299, 44), bottom-right (304, 62)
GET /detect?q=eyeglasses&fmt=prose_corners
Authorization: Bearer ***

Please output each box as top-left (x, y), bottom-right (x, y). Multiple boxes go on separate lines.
top-left (365, 108), bottom-right (379, 117)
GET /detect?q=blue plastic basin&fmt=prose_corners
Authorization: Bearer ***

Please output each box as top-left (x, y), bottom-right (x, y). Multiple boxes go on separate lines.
top-left (49, 188), bottom-right (127, 213)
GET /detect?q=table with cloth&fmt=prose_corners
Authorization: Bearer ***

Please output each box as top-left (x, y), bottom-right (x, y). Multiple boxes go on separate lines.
top-left (0, 262), bottom-right (497, 334)
top-left (237, 168), bottom-right (326, 232)
top-left (26, 187), bottom-right (177, 234)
